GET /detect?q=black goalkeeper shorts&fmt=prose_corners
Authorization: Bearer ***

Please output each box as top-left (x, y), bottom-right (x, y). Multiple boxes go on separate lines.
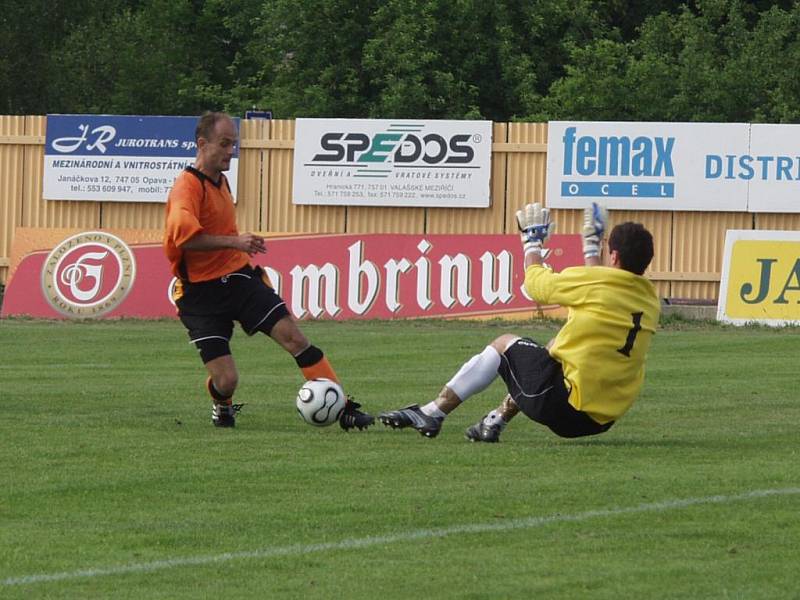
top-left (498, 337), bottom-right (613, 438)
top-left (174, 265), bottom-right (290, 362)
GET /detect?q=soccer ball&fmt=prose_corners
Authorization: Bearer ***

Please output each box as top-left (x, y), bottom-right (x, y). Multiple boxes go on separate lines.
top-left (295, 378), bottom-right (346, 427)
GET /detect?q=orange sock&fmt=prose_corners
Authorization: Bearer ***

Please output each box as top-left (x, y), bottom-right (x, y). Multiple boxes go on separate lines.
top-left (300, 356), bottom-right (339, 383)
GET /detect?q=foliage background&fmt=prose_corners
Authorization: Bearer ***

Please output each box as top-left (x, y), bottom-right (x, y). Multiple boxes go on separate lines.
top-left (3, 1), bottom-right (800, 121)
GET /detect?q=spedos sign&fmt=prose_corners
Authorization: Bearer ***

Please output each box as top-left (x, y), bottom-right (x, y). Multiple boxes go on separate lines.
top-left (293, 119), bottom-right (493, 208)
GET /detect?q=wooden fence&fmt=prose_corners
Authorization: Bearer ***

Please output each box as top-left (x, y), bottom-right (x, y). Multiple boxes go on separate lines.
top-left (3, 116), bottom-right (799, 300)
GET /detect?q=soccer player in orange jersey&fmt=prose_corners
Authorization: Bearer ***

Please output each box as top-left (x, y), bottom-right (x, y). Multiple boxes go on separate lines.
top-left (164, 112), bottom-right (373, 430)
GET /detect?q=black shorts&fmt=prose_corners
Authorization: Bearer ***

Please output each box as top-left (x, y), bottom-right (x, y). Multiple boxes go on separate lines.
top-left (498, 338), bottom-right (613, 438)
top-left (174, 265), bottom-right (290, 360)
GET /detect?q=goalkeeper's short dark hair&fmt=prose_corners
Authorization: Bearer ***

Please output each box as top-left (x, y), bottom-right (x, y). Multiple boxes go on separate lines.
top-left (608, 222), bottom-right (654, 275)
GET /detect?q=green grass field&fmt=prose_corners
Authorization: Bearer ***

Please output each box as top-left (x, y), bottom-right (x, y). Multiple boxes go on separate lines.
top-left (1, 317), bottom-right (798, 599)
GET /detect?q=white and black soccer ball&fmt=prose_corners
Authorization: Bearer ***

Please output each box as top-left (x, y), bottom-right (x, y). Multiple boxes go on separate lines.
top-left (295, 378), bottom-right (346, 427)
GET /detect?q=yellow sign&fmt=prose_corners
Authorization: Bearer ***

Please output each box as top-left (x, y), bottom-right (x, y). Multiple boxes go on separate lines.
top-left (718, 230), bottom-right (800, 325)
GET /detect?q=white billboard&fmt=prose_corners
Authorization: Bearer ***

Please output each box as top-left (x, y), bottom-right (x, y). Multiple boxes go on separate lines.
top-left (748, 124), bottom-right (800, 213)
top-left (293, 118), bottom-right (492, 208)
top-left (548, 120), bottom-right (800, 213)
top-left (43, 115), bottom-right (239, 203)
top-left (547, 121), bottom-right (750, 211)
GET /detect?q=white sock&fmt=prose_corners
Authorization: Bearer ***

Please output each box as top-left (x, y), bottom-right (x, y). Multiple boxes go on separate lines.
top-left (482, 409), bottom-right (508, 430)
top-left (446, 345), bottom-right (501, 402)
top-left (420, 403), bottom-right (446, 419)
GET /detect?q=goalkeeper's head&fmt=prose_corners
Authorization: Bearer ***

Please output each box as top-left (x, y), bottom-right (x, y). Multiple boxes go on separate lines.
top-left (608, 222), bottom-right (654, 275)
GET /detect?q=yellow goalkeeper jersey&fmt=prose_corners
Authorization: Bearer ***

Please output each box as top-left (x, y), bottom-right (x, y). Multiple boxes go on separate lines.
top-left (524, 264), bottom-right (660, 424)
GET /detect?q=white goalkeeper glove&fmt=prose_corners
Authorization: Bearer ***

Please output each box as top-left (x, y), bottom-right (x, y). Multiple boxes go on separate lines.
top-left (516, 202), bottom-right (555, 255)
top-left (582, 202), bottom-right (608, 259)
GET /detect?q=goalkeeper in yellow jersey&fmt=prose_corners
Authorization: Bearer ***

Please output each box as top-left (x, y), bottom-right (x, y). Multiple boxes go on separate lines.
top-left (379, 202), bottom-right (660, 441)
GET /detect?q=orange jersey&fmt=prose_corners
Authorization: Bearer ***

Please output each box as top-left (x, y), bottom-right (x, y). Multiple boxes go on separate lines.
top-left (163, 167), bottom-right (249, 282)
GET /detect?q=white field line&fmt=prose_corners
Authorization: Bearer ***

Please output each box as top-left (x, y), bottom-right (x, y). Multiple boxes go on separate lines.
top-left (3, 487), bottom-right (799, 587)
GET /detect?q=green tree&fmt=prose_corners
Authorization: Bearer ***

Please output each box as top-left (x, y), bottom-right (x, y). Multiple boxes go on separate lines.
top-left (361, 0), bottom-right (480, 118)
top-left (233, 0), bottom-right (381, 118)
top-left (0, 0), bottom-right (102, 113)
top-left (238, 0), bottom-right (621, 120)
top-left (739, 4), bottom-right (800, 122)
top-left (10, 0), bottom-right (799, 123)
top-left (358, 0), bottom-right (619, 120)
top-left (50, 0), bottom-right (240, 115)
top-left (538, 1), bottom-right (800, 123)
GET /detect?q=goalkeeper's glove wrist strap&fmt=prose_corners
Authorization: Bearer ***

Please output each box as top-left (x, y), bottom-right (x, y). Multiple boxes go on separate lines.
top-left (523, 242), bottom-right (543, 256)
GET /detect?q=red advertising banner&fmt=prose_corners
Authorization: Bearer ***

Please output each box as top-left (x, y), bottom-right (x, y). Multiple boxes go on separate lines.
top-left (1, 229), bottom-right (583, 320)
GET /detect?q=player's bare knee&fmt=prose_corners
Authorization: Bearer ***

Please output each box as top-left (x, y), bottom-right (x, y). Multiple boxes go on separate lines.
top-left (491, 334), bottom-right (520, 354)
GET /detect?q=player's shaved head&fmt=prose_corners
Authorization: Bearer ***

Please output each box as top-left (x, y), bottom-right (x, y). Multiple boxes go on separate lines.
top-left (195, 111), bottom-right (233, 143)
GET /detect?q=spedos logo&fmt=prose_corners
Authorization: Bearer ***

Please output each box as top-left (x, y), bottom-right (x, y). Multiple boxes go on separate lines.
top-left (41, 231), bottom-right (136, 317)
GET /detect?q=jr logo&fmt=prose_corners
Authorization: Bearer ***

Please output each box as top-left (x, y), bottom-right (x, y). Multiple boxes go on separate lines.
top-left (51, 124), bottom-right (117, 153)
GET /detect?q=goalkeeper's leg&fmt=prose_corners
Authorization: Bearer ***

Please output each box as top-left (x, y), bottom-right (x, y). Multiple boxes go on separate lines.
top-left (465, 394), bottom-right (521, 443)
top-left (424, 334), bottom-right (519, 415)
top-left (380, 335), bottom-right (515, 436)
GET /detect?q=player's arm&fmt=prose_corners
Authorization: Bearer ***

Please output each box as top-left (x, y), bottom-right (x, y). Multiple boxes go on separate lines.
top-left (517, 203), bottom-right (591, 307)
top-left (582, 202), bottom-right (608, 267)
top-left (182, 232), bottom-right (266, 256)
top-left (516, 203), bottom-right (564, 304)
top-left (165, 180), bottom-right (265, 257)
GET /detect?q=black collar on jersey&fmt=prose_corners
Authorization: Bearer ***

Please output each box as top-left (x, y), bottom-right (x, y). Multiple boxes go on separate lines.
top-left (185, 165), bottom-right (228, 189)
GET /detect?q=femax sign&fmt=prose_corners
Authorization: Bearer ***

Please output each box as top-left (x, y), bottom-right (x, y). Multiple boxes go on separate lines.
top-left (548, 121), bottom-right (800, 212)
